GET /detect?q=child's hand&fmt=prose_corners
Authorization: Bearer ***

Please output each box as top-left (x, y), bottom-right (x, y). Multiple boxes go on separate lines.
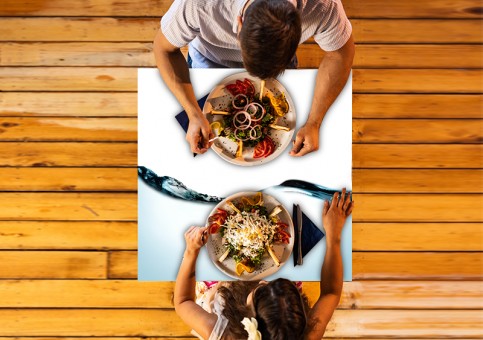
top-left (184, 225), bottom-right (209, 254)
top-left (323, 188), bottom-right (354, 243)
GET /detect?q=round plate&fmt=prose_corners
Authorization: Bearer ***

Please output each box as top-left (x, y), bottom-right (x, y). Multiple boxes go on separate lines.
top-left (203, 72), bottom-right (296, 166)
top-left (206, 191), bottom-right (294, 280)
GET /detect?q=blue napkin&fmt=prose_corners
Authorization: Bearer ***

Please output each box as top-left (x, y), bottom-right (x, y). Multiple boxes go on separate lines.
top-left (175, 94), bottom-right (209, 157)
top-left (292, 204), bottom-right (325, 266)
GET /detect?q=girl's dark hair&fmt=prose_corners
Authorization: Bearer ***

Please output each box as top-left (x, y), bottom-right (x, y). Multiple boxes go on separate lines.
top-left (253, 278), bottom-right (308, 339)
top-left (240, 0), bottom-right (301, 79)
top-left (217, 281), bottom-right (260, 339)
top-left (218, 279), bottom-right (309, 339)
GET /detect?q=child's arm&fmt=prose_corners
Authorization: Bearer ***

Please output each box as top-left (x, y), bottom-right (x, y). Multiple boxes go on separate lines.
top-left (305, 189), bottom-right (353, 340)
top-left (174, 226), bottom-right (217, 339)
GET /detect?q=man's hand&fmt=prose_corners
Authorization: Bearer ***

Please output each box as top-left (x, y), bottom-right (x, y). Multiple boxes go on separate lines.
top-left (289, 122), bottom-right (319, 157)
top-left (323, 188), bottom-right (353, 243)
top-left (186, 114), bottom-right (214, 154)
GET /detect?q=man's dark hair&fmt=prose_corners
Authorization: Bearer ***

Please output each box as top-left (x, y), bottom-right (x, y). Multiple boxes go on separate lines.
top-left (240, 0), bottom-right (301, 79)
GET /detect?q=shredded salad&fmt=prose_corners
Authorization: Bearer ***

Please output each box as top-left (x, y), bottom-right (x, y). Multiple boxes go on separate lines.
top-left (208, 193), bottom-right (291, 275)
top-left (212, 78), bottom-right (290, 159)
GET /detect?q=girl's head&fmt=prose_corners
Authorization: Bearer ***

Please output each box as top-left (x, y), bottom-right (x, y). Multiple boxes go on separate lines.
top-left (250, 278), bottom-right (308, 339)
top-left (218, 279), bottom-right (308, 339)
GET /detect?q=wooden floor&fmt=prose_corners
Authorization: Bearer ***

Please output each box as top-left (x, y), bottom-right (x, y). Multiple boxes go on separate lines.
top-left (0, 0), bottom-right (482, 338)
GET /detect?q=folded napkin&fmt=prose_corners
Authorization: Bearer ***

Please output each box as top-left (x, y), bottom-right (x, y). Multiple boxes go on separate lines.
top-left (175, 94), bottom-right (209, 157)
top-left (292, 204), bottom-right (325, 266)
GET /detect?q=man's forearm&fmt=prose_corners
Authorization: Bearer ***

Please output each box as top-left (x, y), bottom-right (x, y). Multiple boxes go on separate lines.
top-left (153, 32), bottom-right (202, 119)
top-left (306, 37), bottom-right (354, 128)
top-left (320, 235), bottom-right (343, 296)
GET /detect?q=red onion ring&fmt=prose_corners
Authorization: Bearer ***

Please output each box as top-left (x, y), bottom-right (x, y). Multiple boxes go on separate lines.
top-left (233, 111), bottom-right (251, 129)
top-left (249, 125), bottom-right (262, 140)
top-left (233, 128), bottom-right (251, 141)
top-left (232, 94), bottom-right (248, 109)
top-left (244, 102), bottom-right (265, 122)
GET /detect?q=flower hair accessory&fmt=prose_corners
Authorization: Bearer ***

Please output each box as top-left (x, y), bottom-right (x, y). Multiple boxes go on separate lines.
top-left (241, 317), bottom-right (262, 340)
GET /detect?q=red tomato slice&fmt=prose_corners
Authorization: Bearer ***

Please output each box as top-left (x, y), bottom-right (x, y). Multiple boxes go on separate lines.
top-left (209, 223), bottom-right (221, 234)
top-left (253, 139), bottom-right (268, 158)
top-left (225, 84), bottom-right (239, 96)
top-left (243, 78), bottom-right (255, 96)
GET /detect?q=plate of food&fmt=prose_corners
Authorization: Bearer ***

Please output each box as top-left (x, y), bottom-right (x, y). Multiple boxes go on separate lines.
top-left (203, 72), bottom-right (296, 166)
top-left (205, 191), bottom-right (294, 280)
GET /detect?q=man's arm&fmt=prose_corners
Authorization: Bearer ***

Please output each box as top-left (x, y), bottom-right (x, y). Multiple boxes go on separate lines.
top-left (290, 34), bottom-right (354, 157)
top-left (153, 30), bottom-right (213, 153)
top-left (174, 226), bottom-right (217, 339)
top-left (305, 189), bottom-right (353, 339)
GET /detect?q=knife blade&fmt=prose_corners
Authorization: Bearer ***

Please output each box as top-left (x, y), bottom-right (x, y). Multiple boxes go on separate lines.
top-left (296, 204), bottom-right (303, 265)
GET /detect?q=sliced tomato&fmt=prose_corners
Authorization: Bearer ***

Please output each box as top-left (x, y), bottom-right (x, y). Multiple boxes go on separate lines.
top-left (225, 84), bottom-right (240, 96)
top-left (209, 223), bottom-right (221, 234)
top-left (253, 139), bottom-right (268, 159)
top-left (243, 78), bottom-right (255, 96)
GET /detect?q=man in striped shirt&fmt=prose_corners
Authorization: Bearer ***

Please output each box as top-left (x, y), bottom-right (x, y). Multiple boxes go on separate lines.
top-left (154, 0), bottom-right (354, 156)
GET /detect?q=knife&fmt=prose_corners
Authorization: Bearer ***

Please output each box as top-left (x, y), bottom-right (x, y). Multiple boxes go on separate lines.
top-left (296, 204), bottom-right (303, 265)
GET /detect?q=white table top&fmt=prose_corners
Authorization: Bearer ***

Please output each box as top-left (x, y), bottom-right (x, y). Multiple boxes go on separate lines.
top-left (138, 68), bottom-right (352, 281)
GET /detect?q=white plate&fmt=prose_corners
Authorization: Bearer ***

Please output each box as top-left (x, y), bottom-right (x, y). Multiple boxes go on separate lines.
top-left (203, 72), bottom-right (296, 166)
top-left (206, 191), bottom-right (294, 280)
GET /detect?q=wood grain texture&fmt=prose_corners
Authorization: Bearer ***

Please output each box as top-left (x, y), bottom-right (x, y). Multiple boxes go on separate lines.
top-left (0, 142), bottom-right (136, 166)
top-left (353, 223), bottom-right (483, 251)
top-left (353, 194), bottom-right (482, 222)
top-left (1, 0), bottom-right (481, 18)
top-left (353, 69), bottom-right (483, 93)
top-left (0, 92), bottom-right (137, 117)
top-left (0, 221), bottom-right (137, 249)
top-left (1, 280), bottom-right (481, 309)
top-left (0, 67), bottom-right (137, 91)
top-left (353, 119), bottom-right (483, 143)
top-left (0, 309), bottom-right (479, 337)
top-left (0, 117), bottom-right (136, 141)
top-left (2, 18), bottom-right (481, 43)
top-left (353, 170), bottom-right (483, 193)
top-left (352, 94), bottom-right (483, 118)
top-left (0, 251), bottom-right (107, 279)
top-left (353, 252), bottom-right (482, 280)
top-left (0, 193), bottom-right (137, 221)
top-left (108, 251), bottom-right (483, 280)
top-left (0, 167), bottom-right (137, 191)
top-left (353, 144), bottom-right (482, 168)
top-left (3, 68), bottom-right (481, 93)
top-left (2, 43), bottom-right (482, 69)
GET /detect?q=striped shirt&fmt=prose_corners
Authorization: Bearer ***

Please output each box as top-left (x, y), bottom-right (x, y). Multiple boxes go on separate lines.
top-left (161, 0), bottom-right (352, 68)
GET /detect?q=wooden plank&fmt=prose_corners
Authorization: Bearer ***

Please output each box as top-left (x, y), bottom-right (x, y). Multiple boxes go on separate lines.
top-left (345, 0), bottom-right (483, 18)
top-left (353, 223), bottom-right (482, 251)
top-left (353, 69), bottom-right (483, 93)
top-left (299, 44), bottom-right (483, 69)
top-left (0, 168), bottom-right (137, 191)
top-left (2, 93), bottom-right (479, 119)
top-left (1, 19), bottom-right (481, 43)
top-left (0, 117), bottom-right (137, 141)
top-left (0, 92), bottom-right (137, 117)
top-left (0, 309), bottom-right (479, 337)
top-left (352, 19), bottom-right (483, 43)
top-left (353, 252), bottom-right (482, 280)
top-left (353, 119), bottom-right (483, 143)
top-left (0, 193), bottom-right (479, 222)
top-left (0, 142), bottom-right (136, 167)
top-left (353, 144), bottom-right (482, 169)
top-left (0, 251), bottom-right (106, 279)
top-left (2, 43), bottom-right (482, 69)
top-left (109, 251), bottom-right (137, 279)
top-left (353, 194), bottom-right (482, 222)
top-left (353, 170), bottom-right (483, 193)
top-left (1, 280), bottom-right (481, 309)
top-left (2, 68), bottom-right (481, 93)
top-left (353, 94), bottom-right (483, 119)
top-left (109, 250), bottom-right (483, 280)
top-left (0, 0), bottom-right (481, 18)
top-left (0, 67), bottom-right (137, 92)
top-left (0, 193), bottom-right (137, 221)
top-left (0, 221), bottom-right (137, 249)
